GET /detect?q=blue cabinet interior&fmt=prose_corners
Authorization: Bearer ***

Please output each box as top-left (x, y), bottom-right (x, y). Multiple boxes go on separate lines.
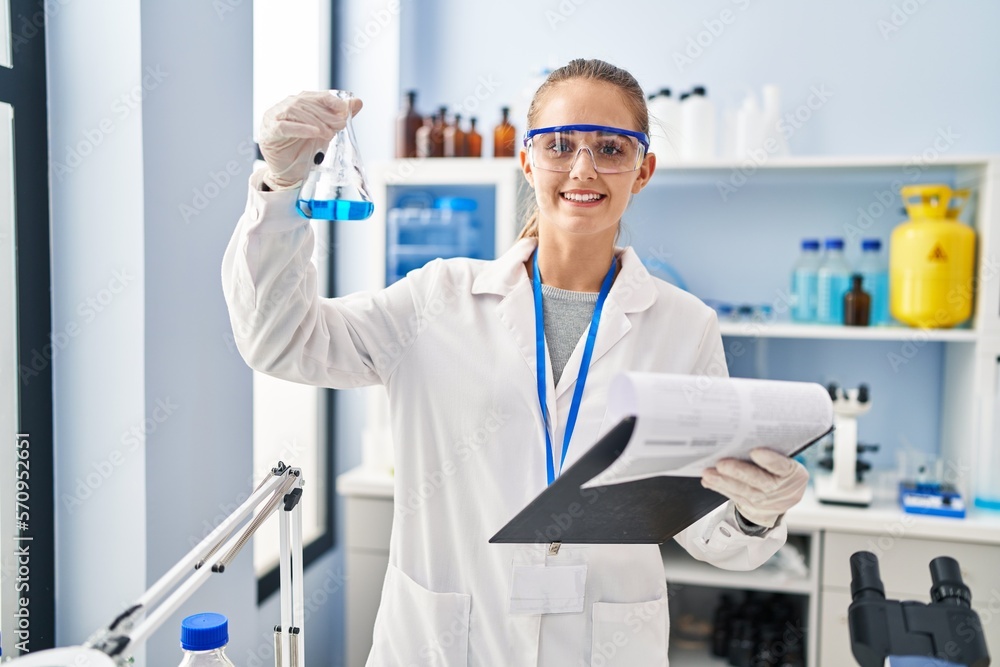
top-left (385, 184), bottom-right (497, 285)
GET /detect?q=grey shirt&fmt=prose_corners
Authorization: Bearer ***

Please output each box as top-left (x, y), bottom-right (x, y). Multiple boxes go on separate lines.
top-left (541, 284), bottom-right (598, 385)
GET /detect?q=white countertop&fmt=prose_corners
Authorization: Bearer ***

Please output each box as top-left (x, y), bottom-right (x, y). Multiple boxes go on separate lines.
top-left (337, 466), bottom-right (1000, 545)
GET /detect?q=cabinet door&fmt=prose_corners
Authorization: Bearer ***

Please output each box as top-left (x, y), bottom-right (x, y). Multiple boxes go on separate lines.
top-left (818, 589), bottom-right (854, 667)
top-left (822, 531), bottom-right (1000, 598)
top-left (346, 550), bottom-right (390, 667)
top-left (822, 531), bottom-right (1000, 662)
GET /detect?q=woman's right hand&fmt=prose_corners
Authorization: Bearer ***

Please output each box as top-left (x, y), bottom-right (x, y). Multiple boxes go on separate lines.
top-left (258, 91), bottom-right (364, 190)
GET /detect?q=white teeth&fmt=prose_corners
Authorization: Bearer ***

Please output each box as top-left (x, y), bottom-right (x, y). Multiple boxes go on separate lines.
top-left (562, 192), bottom-right (603, 202)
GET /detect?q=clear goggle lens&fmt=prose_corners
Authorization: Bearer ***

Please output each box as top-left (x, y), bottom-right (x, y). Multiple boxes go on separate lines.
top-left (525, 125), bottom-right (648, 174)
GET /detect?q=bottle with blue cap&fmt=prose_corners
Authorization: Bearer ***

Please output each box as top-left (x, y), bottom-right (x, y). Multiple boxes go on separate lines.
top-left (816, 238), bottom-right (852, 324)
top-left (790, 238), bottom-right (821, 322)
top-left (179, 612), bottom-right (237, 666)
top-left (857, 238), bottom-right (890, 325)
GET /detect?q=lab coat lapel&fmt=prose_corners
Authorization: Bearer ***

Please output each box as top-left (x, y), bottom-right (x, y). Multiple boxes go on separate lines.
top-left (554, 246), bottom-right (658, 399)
top-left (477, 239), bottom-right (560, 459)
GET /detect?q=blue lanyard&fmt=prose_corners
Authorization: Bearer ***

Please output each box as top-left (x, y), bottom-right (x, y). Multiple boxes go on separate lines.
top-left (532, 247), bottom-right (617, 485)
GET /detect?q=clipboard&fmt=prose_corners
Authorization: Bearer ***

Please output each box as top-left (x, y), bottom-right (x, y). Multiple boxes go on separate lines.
top-left (489, 416), bottom-right (832, 545)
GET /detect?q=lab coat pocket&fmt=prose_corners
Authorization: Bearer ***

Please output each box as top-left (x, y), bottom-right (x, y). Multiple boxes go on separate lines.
top-left (370, 563), bottom-right (471, 667)
top-left (590, 592), bottom-right (668, 666)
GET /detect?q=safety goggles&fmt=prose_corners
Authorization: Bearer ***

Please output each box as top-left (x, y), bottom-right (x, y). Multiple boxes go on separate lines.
top-left (523, 124), bottom-right (650, 174)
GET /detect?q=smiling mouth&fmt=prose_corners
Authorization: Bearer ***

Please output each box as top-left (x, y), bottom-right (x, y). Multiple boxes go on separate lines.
top-left (561, 192), bottom-right (606, 203)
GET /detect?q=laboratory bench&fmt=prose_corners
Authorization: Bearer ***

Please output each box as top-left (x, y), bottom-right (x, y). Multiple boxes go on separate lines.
top-left (337, 465), bottom-right (1000, 667)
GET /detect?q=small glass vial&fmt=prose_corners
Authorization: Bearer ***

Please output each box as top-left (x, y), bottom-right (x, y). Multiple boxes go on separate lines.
top-left (467, 117), bottom-right (483, 157)
top-left (493, 106), bottom-right (516, 157)
top-left (178, 613), bottom-right (237, 666)
top-left (843, 274), bottom-right (871, 326)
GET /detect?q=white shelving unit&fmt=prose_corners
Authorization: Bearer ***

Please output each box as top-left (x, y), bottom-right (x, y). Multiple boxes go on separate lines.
top-left (663, 527), bottom-right (821, 666)
top-left (350, 154), bottom-right (1000, 667)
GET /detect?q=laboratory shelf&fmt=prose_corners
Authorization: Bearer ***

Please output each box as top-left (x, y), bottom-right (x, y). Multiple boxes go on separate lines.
top-left (662, 542), bottom-right (813, 595)
top-left (717, 320), bottom-right (978, 342)
top-left (651, 154), bottom-right (994, 171)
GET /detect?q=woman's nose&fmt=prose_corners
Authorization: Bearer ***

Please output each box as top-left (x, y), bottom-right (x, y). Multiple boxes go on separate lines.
top-left (568, 146), bottom-right (599, 179)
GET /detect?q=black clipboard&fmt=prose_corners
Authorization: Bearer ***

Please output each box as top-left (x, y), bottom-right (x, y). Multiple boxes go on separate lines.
top-left (489, 416), bottom-right (833, 545)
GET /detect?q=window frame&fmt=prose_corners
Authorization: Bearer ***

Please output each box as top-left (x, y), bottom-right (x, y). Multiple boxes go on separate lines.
top-left (1, 0), bottom-right (56, 651)
top-left (255, 0), bottom-right (341, 603)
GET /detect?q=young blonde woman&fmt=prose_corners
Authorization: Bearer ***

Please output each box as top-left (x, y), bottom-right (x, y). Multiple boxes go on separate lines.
top-left (223, 59), bottom-right (808, 666)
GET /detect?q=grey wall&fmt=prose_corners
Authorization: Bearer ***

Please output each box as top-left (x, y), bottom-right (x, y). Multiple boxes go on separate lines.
top-left (49, 1), bottom-right (258, 664)
top-left (48, 0), bottom-right (149, 659)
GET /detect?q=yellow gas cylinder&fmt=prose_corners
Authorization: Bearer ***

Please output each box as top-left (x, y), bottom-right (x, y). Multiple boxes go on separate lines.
top-left (889, 184), bottom-right (976, 328)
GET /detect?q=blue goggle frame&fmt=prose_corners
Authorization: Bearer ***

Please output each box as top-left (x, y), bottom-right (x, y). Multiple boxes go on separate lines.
top-left (523, 124), bottom-right (651, 153)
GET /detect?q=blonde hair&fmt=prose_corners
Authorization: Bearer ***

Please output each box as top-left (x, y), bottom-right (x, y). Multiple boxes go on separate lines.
top-left (517, 58), bottom-right (650, 241)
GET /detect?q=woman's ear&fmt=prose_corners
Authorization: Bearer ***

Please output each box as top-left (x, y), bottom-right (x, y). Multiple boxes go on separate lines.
top-left (631, 152), bottom-right (657, 194)
top-left (520, 148), bottom-right (534, 189)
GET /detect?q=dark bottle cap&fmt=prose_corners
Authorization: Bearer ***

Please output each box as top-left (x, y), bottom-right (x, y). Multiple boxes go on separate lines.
top-left (692, 86), bottom-right (707, 96)
top-left (851, 274), bottom-right (864, 288)
top-left (660, 87), bottom-right (672, 97)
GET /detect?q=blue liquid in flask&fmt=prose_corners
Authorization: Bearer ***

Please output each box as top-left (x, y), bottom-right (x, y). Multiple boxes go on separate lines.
top-left (298, 198), bottom-right (374, 221)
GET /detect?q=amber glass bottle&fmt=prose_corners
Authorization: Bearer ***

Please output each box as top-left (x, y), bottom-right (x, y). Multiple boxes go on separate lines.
top-left (395, 90), bottom-right (422, 159)
top-left (416, 108), bottom-right (446, 158)
top-left (493, 106), bottom-right (516, 158)
top-left (843, 274), bottom-right (871, 326)
top-left (467, 117), bottom-right (483, 158)
top-left (444, 113), bottom-right (467, 157)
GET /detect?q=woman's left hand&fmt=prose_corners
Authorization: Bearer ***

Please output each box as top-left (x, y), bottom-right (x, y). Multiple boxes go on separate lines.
top-left (700, 448), bottom-right (809, 528)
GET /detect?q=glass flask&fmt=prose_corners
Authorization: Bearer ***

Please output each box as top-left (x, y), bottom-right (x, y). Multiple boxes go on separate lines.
top-left (296, 90), bottom-right (374, 221)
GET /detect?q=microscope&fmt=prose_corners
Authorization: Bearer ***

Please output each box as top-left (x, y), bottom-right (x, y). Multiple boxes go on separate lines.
top-left (815, 382), bottom-right (879, 506)
top-left (849, 550), bottom-right (991, 667)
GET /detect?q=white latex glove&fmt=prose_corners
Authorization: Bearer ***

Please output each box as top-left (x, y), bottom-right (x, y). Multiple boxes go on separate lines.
top-left (258, 91), bottom-right (364, 190)
top-left (700, 448), bottom-right (809, 528)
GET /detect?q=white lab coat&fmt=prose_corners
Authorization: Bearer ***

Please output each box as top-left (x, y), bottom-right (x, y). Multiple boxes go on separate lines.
top-left (222, 169), bottom-right (788, 666)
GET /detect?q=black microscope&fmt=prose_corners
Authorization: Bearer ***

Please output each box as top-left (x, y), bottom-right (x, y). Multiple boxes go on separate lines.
top-left (849, 550), bottom-right (990, 667)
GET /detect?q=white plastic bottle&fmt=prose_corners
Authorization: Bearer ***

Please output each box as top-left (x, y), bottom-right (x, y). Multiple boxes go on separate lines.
top-left (179, 613), bottom-right (237, 666)
top-left (680, 86), bottom-right (716, 161)
top-left (816, 238), bottom-right (852, 325)
top-left (760, 84), bottom-right (790, 157)
top-left (856, 238), bottom-right (890, 325)
top-left (790, 239), bottom-right (821, 322)
top-left (734, 92), bottom-right (762, 160)
top-left (647, 88), bottom-right (681, 163)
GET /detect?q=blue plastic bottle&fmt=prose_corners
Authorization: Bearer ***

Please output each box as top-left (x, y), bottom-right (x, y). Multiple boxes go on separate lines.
top-left (790, 239), bottom-right (821, 322)
top-left (816, 238), bottom-right (852, 324)
top-left (857, 238), bottom-right (890, 326)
